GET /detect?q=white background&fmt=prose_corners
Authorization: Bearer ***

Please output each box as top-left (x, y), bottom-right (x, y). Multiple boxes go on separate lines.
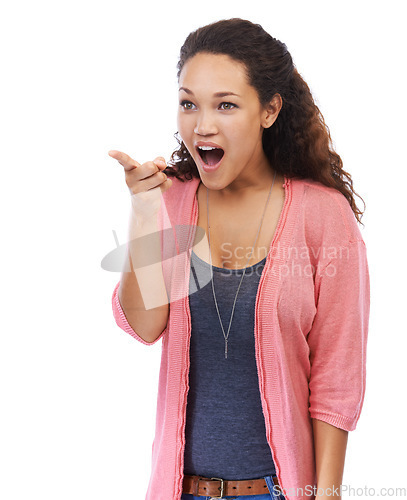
top-left (1, 1), bottom-right (406, 499)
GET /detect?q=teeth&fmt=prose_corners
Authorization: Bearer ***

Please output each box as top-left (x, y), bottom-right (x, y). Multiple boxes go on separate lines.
top-left (198, 145), bottom-right (217, 150)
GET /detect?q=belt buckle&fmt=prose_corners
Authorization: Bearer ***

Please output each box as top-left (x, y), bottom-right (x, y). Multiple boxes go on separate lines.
top-left (209, 477), bottom-right (225, 499)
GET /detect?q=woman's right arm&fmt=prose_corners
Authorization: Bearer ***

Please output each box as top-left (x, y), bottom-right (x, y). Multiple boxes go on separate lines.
top-left (109, 150), bottom-right (173, 344)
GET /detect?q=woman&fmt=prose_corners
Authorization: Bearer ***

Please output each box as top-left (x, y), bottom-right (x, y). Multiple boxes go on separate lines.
top-left (110, 18), bottom-right (370, 500)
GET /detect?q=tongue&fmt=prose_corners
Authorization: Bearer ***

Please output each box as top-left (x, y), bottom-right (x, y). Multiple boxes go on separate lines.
top-left (205, 148), bottom-right (224, 166)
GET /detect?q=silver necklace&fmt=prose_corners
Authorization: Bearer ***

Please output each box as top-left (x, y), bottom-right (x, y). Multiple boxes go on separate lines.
top-left (206, 170), bottom-right (277, 359)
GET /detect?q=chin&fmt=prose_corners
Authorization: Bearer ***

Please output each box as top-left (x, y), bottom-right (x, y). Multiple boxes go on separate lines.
top-left (199, 177), bottom-right (225, 191)
top-left (200, 174), bottom-right (237, 193)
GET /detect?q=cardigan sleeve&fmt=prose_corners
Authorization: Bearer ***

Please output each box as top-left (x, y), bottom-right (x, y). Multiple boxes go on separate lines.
top-left (307, 239), bottom-right (370, 431)
top-left (111, 280), bottom-right (167, 346)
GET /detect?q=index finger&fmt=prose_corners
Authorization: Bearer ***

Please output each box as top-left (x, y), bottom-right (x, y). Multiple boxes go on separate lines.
top-left (108, 150), bottom-right (142, 171)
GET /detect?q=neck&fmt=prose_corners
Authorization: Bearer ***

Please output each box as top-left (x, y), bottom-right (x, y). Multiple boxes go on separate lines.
top-left (214, 153), bottom-right (278, 199)
top-left (215, 169), bottom-right (279, 202)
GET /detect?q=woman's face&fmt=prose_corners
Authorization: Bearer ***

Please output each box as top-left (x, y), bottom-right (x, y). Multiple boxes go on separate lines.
top-left (177, 52), bottom-right (280, 193)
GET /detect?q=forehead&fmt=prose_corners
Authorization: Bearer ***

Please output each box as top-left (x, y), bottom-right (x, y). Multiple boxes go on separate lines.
top-left (179, 52), bottom-right (250, 91)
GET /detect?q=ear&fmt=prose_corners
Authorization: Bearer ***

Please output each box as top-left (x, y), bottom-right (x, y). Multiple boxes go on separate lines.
top-left (261, 93), bottom-right (283, 129)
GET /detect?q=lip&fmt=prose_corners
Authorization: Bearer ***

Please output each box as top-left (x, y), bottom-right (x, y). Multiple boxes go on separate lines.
top-left (195, 141), bottom-right (223, 149)
top-left (194, 141), bottom-right (225, 173)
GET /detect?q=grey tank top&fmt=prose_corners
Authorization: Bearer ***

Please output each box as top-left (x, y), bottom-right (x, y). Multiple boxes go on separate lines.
top-left (183, 249), bottom-right (277, 480)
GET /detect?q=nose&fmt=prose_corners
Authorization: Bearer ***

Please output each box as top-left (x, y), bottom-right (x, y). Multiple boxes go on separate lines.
top-left (193, 111), bottom-right (218, 136)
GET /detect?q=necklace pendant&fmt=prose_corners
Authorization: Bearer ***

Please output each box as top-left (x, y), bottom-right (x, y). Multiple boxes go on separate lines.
top-left (207, 173), bottom-right (276, 362)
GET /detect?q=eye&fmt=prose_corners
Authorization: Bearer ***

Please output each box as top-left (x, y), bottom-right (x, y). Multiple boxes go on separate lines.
top-left (219, 102), bottom-right (237, 110)
top-left (180, 100), bottom-right (195, 110)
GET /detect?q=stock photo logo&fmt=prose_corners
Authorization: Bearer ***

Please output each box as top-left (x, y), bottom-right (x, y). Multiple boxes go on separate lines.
top-left (100, 225), bottom-right (206, 271)
top-left (101, 225), bottom-right (213, 297)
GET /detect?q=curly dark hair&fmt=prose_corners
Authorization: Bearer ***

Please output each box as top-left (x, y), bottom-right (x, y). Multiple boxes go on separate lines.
top-left (165, 18), bottom-right (365, 224)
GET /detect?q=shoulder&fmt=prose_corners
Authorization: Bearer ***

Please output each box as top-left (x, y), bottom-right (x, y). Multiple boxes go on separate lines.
top-left (160, 174), bottom-right (199, 222)
top-left (162, 174), bottom-right (195, 201)
top-left (293, 177), bottom-right (364, 247)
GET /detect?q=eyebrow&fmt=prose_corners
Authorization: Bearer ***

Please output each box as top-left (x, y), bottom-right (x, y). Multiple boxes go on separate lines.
top-left (179, 87), bottom-right (240, 98)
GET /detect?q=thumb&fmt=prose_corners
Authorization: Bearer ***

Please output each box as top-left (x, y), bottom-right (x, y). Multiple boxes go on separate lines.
top-left (153, 156), bottom-right (167, 170)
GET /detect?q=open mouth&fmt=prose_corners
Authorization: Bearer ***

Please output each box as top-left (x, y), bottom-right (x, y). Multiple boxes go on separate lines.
top-left (196, 146), bottom-right (225, 166)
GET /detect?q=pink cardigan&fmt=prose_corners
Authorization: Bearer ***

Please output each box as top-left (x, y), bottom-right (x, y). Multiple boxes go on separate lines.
top-left (111, 175), bottom-right (370, 500)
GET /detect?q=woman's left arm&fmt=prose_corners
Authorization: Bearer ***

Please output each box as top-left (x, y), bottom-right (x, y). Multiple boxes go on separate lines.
top-left (312, 418), bottom-right (348, 500)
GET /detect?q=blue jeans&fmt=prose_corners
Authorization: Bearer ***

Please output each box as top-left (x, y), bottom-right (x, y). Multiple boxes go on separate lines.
top-left (181, 474), bottom-right (286, 500)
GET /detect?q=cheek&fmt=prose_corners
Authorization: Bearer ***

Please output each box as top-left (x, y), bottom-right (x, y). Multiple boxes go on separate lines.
top-left (225, 117), bottom-right (256, 145)
top-left (237, 114), bottom-right (262, 141)
top-left (177, 113), bottom-right (192, 141)
top-left (176, 112), bottom-right (183, 134)
top-left (177, 114), bottom-right (196, 158)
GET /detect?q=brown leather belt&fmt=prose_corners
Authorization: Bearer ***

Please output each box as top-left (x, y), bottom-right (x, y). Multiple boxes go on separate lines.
top-left (183, 474), bottom-right (281, 497)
